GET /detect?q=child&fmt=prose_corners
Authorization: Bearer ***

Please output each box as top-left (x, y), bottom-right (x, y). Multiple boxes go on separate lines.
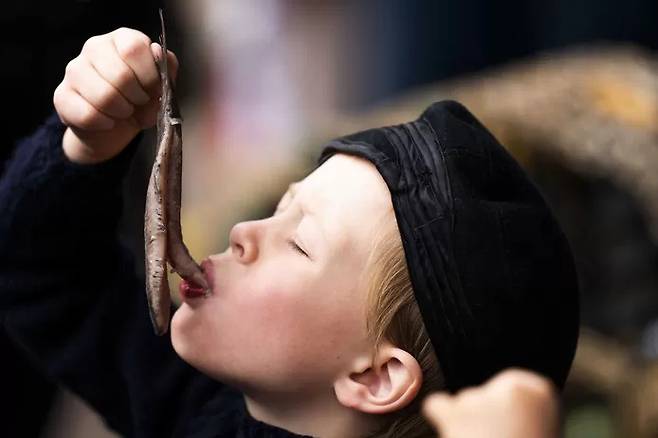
top-left (0, 27), bottom-right (578, 437)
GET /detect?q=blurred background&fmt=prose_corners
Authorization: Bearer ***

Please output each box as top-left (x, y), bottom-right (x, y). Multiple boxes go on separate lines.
top-left (2, 0), bottom-right (657, 437)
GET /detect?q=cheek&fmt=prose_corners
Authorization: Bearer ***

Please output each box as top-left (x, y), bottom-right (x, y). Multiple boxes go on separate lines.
top-left (170, 274), bottom-right (317, 376)
top-left (252, 285), bottom-right (363, 363)
top-left (236, 283), bottom-right (312, 344)
top-left (170, 265), bottom-right (367, 388)
top-left (232, 277), bottom-right (352, 376)
top-left (243, 265), bottom-right (367, 345)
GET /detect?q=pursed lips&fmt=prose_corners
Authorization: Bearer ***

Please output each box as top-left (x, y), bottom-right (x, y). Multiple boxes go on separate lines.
top-left (200, 258), bottom-right (217, 294)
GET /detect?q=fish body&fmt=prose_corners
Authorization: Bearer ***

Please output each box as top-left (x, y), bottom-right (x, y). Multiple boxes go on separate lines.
top-left (144, 9), bottom-right (208, 335)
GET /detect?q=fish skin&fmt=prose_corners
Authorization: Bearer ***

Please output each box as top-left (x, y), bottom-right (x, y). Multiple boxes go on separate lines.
top-left (161, 29), bottom-right (209, 292)
top-left (144, 9), bottom-right (207, 336)
top-left (144, 95), bottom-right (171, 335)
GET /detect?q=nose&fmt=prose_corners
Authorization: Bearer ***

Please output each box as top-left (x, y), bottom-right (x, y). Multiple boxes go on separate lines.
top-left (228, 220), bottom-right (261, 263)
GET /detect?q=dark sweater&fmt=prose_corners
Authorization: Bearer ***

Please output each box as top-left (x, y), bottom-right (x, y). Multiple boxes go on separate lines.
top-left (0, 112), bottom-right (310, 438)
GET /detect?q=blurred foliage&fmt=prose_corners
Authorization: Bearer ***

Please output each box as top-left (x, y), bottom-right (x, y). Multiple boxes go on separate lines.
top-left (566, 403), bottom-right (615, 438)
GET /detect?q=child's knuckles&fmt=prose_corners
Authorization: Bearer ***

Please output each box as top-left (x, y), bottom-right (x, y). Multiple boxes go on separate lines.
top-left (65, 59), bottom-right (89, 89)
top-left (116, 40), bottom-right (148, 63)
top-left (64, 58), bottom-right (79, 76)
top-left (113, 27), bottom-right (151, 43)
top-left (516, 375), bottom-right (554, 402)
top-left (494, 369), bottom-right (552, 398)
top-left (114, 28), bottom-right (152, 62)
top-left (491, 378), bottom-right (550, 412)
top-left (81, 35), bottom-right (102, 53)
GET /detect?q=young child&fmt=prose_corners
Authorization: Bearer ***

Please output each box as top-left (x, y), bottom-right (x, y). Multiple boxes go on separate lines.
top-left (0, 28), bottom-right (578, 437)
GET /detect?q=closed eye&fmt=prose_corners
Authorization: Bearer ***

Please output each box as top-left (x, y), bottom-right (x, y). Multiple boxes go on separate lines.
top-left (288, 239), bottom-right (309, 258)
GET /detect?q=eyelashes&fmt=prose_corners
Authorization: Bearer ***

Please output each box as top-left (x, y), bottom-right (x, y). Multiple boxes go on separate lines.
top-left (287, 239), bottom-right (309, 258)
top-left (276, 194), bottom-right (310, 259)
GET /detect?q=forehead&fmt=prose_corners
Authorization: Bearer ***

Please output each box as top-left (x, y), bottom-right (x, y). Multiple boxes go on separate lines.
top-left (298, 153), bottom-right (393, 254)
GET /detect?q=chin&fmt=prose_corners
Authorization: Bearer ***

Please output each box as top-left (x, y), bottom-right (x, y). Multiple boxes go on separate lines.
top-left (170, 307), bottom-right (228, 381)
top-left (169, 306), bottom-right (262, 390)
top-left (170, 305), bottom-right (195, 362)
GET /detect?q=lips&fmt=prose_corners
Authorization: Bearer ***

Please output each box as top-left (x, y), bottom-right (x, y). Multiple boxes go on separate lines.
top-left (179, 279), bottom-right (205, 299)
top-left (200, 258), bottom-right (216, 291)
top-left (179, 258), bottom-right (216, 300)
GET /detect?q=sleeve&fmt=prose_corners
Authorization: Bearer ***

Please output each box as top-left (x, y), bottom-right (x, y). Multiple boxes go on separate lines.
top-left (0, 112), bottom-right (225, 437)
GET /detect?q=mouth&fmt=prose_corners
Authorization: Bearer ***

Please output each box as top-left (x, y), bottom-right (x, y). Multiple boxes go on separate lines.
top-left (200, 258), bottom-right (216, 292)
top-left (179, 258), bottom-right (216, 300)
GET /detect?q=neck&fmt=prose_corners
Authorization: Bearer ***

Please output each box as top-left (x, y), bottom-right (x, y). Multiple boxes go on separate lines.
top-left (243, 390), bottom-right (379, 438)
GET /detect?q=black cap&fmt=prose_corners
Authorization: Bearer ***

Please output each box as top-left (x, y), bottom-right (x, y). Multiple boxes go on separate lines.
top-left (318, 100), bottom-right (580, 392)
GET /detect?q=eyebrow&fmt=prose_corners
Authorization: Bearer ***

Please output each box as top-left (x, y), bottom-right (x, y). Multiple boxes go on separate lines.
top-left (284, 182), bottom-right (308, 213)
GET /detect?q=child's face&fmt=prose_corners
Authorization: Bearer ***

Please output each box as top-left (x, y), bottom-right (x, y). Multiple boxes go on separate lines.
top-left (171, 153), bottom-right (394, 395)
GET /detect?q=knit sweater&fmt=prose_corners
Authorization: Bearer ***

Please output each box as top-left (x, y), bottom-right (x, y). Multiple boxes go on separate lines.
top-left (0, 112), bottom-right (310, 438)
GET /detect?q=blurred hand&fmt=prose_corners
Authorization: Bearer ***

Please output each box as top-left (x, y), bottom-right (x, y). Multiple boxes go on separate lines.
top-left (54, 27), bottom-right (179, 164)
top-left (422, 369), bottom-right (560, 438)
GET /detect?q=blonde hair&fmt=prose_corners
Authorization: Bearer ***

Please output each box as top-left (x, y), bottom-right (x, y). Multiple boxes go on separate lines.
top-left (363, 214), bottom-right (444, 438)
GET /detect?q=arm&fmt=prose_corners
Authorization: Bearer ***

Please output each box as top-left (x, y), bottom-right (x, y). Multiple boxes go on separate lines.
top-left (0, 111), bottom-right (223, 437)
top-left (0, 25), bottom-right (232, 436)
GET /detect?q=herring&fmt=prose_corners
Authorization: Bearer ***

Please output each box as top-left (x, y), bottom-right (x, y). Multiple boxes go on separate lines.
top-left (144, 9), bottom-right (209, 336)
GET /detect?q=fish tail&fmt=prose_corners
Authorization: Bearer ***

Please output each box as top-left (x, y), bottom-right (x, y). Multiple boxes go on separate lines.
top-left (158, 8), bottom-right (169, 79)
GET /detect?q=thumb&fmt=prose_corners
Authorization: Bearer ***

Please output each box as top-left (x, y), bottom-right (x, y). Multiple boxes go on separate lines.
top-left (422, 393), bottom-right (454, 433)
top-left (150, 42), bottom-right (179, 85)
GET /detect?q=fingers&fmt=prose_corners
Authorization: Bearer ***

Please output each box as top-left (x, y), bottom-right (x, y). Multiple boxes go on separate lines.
top-left (85, 36), bottom-right (150, 106)
top-left (111, 27), bottom-right (161, 97)
top-left (421, 388), bottom-right (480, 431)
top-left (150, 42), bottom-right (179, 84)
top-left (55, 27), bottom-right (181, 133)
top-left (422, 393), bottom-right (452, 431)
top-left (53, 82), bottom-right (115, 131)
top-left (489, 368), bottom-right (556, 397)
top-left (132, 95), bottom-right (161, 129)
top-left (64, 57), bottom-right (134, 119)
top-left (421, 370), bottom-right (560, 438)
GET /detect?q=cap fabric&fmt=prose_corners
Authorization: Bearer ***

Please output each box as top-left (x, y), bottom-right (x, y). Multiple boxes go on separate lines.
top-left (317, 100), bottom-right (580, 392)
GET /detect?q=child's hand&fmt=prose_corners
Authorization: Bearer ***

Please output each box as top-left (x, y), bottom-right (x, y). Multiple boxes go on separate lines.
top-left (422, 369), bottom-right (560, 438)
top-left (54, 27), bottom-right (178, 164)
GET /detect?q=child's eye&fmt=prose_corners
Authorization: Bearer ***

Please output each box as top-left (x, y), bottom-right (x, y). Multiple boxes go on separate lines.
top-left (287, 239), bottom-right (309, 258)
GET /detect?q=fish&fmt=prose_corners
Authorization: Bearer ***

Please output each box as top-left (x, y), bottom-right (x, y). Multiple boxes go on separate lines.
top-left (144, 9), bottom-right (209, 335)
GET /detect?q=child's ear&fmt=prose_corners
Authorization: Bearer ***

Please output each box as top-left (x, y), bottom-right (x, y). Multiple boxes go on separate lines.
top-left (333, 342), bottom-right (423, 414)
